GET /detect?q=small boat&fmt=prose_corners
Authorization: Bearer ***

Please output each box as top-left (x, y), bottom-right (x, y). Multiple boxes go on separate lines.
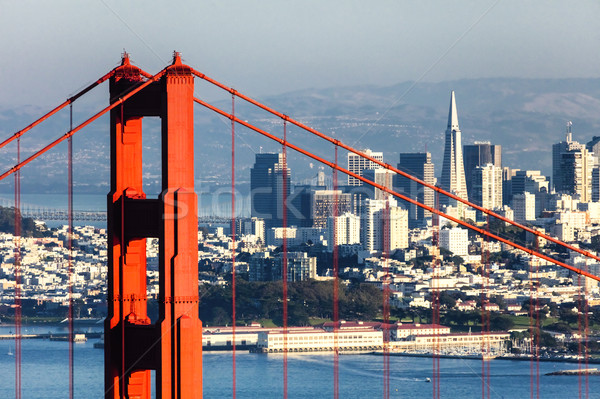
top-left (425, 378), bottom-right (431, 383)
top-left (73, 334), bottom-right (87, 343)
top-left (7, 346), bottom-right (14, 356)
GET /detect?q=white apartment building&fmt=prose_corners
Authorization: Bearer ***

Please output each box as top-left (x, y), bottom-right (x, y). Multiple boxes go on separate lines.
top-left (326, 212), bottom-right (361, 251)
top-left (361, 198), bottom-right (408, 253)
top-left (439, 227), bottom-right (468, 257)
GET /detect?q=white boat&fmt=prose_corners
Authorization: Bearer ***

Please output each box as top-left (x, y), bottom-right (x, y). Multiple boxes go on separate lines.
top-left (73, 333), bottom-right (87, 343)
top-left (7, 346), bottom-right (14, 356)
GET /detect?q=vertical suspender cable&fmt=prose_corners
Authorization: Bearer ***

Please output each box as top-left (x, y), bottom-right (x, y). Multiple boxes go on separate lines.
top-left (535, 236), bottom-right (540, 399)
top-left (432, 191), bottom-right (440, 399)
top-left (578, 269), bottom-right (583, 398)
top-left (14, 137), bottom-right (22, 399)
top-left (332, 144), bottom-right (339, 399)
top-left (481, 214), bottom-right (491, 399)
top-left (119, 103), bottom-right (126, 397)
top-left (282, 119), bottom-right (289, 399)
top-left (382, 192), bottom-right (390, 399)
top-left (230, 93), bottom-right (237, 399)
top-left (584, 260), bottom-right (590, 398)
top-left (68, 103), bottom-right (74, 399)
top-left (529, 236), bottom-right (540, 399)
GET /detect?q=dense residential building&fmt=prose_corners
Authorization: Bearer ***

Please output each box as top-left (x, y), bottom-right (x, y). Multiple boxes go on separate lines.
top-left (347, 149), bottom-right (383, 186)
top-left (396, 152), bottom-right (435, 225)
top-left (248, 251), bottom-right (316, 281)
top-left (463, 141), bottom-right (501, 203)
top-left (275, 252), bottom-right (317, 282)
top-left (250, 153), bottom-right (292, 229)
top-left (440, 91), bottom-right (468, 205)
top-left (471, 163), bottom-right (503, 211)
top-left (552, 123), bottom-right (594, 203)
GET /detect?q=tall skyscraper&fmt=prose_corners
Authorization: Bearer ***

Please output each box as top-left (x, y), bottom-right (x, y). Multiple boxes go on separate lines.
top-left (250, 153), bottom-right (291, 229)
top-left (440, 91), bottom-right (468, 205)
top-left (463, 141), bottom-right (501, 202)
top-left (396, 152), bottom-right (435, 224)
top-left (361, 198), bottom-right (408, 253)
top-left (552, 122), bottom-right (593, 203)
top-left (347, 149), bottom-right (383, 186)
top-left (471, 164), bottom-right (503, 211)
top-left (363, 168), bottom-right (396, 201)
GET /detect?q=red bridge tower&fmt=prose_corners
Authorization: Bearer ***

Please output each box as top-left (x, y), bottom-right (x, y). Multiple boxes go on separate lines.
top-left (105, 52), bottom-right (202, 398)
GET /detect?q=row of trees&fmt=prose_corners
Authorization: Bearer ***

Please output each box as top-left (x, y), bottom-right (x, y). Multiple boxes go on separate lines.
top-left (198, 279), bottom-right (382, 327)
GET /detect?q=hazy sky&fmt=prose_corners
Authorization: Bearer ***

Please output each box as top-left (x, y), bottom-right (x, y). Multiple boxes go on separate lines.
top-left (1, 0), bottom-right (600, 108)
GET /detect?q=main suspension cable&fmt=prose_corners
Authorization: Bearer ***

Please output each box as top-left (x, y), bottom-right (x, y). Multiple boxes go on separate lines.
top-left (190, 69), bottom-right (600, 265)
top-left (0, 69), bottom-right (116, 150)
top-left (193, 96), bottom-right (600, 282)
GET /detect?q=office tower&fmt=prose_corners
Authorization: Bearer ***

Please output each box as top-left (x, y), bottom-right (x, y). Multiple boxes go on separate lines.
top-left (440, 91), bottom-right (468, 204)
top-left (326, 212), bottom-right (361, 251)
top-left (396, 152), bottom-right (435, 224)
top-left (512, 192), bottom-right (536, 223)
top-left (586, 136), bottom-right (600, 166)
top-left (471, 164), bottom-right (502, 210)
top-left (311, 190), bottom-right (353, 228)
top-left (347, 149), bottom-right (383, 186)
top-left (362, 168), bottom-right (396, 201)
top-left (463, 142), bottom-right (501, 202)
top-left (250, 153), bottom-right (291, 229)
top-left (510, 170), bottom-right (550, 216)
top-left (289, 184), bottom-right (324, 228)
top-left (552, 122), bottom-right (593, 203)
top-left (361, 198), bottom-right (408, 252)
top-left (593, 167), bottom-right (600, 202)
top-left (502, 167), bottom-right (518, 206)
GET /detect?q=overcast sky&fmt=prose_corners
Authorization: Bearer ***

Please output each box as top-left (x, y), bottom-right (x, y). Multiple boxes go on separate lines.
top-left (1, 0), bottom-right (600, 108)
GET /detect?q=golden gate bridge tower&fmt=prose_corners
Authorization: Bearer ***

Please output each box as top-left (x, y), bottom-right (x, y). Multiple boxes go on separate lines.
top-left (105, 52), bottom-right (202, 399)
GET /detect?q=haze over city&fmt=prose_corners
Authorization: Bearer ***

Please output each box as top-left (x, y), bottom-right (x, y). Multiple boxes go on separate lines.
top-left (2, 1), bottom-right (600, 108)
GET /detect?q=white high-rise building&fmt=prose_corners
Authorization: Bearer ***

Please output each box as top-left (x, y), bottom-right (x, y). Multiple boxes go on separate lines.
top-left (347, 149), bottom-right (384, 186)
top-left (361, 198), bottom-right (408, 253)
top-left (440, 91), bottom-right (468, 204)
top-left (326, 212), bottom-right (361, 251)
top-left (472, 163), bottom-right (503, 210)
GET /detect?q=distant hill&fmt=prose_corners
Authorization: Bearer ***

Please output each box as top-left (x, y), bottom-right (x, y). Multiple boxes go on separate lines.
top-left (2, 77), bottom-right (600, 194)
